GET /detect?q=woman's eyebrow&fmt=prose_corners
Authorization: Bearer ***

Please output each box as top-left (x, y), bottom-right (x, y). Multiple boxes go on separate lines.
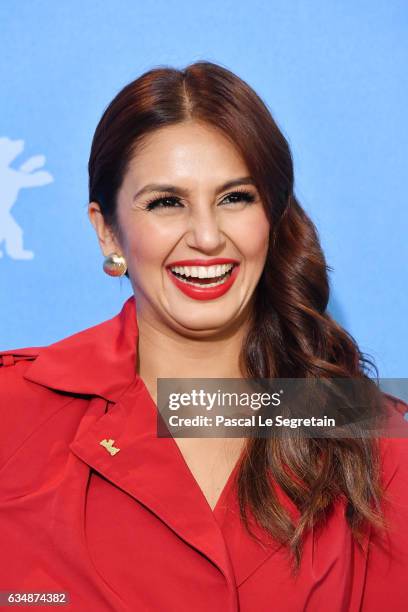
top-left (133, 176), bottom-right (256, 201)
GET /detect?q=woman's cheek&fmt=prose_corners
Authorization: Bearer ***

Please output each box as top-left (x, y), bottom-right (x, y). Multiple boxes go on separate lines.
top-left (237, 221), bottom-right (270, 260)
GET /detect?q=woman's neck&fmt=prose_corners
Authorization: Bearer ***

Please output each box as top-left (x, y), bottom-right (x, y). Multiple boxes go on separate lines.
top-left (136, 310), bottom-right (251, 387)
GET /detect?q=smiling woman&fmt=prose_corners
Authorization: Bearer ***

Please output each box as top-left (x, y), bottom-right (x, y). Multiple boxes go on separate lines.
top-left (1, 60), bottom-right (407, 612)
top-left (89, 118), bottom-right (270, 333)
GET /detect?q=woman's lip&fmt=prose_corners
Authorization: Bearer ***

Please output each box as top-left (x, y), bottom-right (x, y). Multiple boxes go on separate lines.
top-left (166, 258), bottom-right (240, 268)
top-left (166, 264), bottom-right (240, 301)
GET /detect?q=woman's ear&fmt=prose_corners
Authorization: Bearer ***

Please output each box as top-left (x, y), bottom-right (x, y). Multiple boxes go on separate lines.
top-left (88, 201), bottom-right (122, 256)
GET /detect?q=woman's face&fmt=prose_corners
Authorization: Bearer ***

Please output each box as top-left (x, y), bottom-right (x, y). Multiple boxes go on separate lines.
top-left (90, 121), bottom-right (270, 336)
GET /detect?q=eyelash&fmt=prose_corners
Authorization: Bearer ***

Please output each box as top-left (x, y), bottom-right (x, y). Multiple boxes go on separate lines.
top-left (144, 189), bottom-right (257, 211)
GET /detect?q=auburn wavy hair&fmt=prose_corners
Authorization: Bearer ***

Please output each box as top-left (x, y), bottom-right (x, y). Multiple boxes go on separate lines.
top-left (88, 60), bottom-right (387, 572)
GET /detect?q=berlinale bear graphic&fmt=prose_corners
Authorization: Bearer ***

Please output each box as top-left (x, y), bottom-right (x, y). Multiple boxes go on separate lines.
top-left (0, 136), bottom-right (53, 260)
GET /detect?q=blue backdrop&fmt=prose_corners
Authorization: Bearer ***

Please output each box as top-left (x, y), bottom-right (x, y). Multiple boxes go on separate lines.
top-left (1, 1), bottom-right (407, 377)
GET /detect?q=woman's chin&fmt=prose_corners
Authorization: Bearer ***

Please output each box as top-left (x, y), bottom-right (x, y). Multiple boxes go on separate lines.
top-left (165, 304), bottom-right (243, 336)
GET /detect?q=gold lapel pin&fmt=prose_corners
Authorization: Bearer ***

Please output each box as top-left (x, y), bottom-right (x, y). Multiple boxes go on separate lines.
top-left (99, 438), bottom-right (121, 456)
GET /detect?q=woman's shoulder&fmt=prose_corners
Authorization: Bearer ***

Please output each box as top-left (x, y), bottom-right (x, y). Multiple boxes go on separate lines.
top-left (0, 345), bottom-right (78, 470)
top-left (0, 346), bottom-right (44, 395)
top-left (0, 299), bottom-right (138, 469)
top-left (0, 296), bottom-right (137, 400)
top-left (360, 394), bottom-right (408, 608)
top-left (378, 393), bottom-right (408, 490)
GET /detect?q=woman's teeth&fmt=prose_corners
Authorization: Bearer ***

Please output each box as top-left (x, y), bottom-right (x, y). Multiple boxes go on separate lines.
top-left (171, 263), bottom-right (234, 278)
top-left (169, 263), bottom-right (235, 287)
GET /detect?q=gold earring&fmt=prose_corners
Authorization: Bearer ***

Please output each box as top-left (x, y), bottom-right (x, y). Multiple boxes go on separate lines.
top-left (103, 253), bottom-right (127, 277)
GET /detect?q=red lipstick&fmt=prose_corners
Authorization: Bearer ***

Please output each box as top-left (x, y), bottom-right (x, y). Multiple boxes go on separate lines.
top-left (165, 259), bottom-right (240, 301)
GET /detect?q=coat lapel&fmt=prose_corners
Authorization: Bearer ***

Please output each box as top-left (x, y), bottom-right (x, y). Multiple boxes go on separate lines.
top-left (21, 294), bottom-right (284, 590)
top-left (68, 377), bottom-right (236, 583)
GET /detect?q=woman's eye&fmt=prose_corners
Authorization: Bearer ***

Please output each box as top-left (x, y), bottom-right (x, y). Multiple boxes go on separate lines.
top-left (145, 196), bottom-right (182, 211)
top-left (220, 191), bottom-right (256, 206)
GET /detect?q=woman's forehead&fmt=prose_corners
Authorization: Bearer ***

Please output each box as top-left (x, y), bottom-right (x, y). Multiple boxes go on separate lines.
top-left (124, 124), bottom-right (249, 187)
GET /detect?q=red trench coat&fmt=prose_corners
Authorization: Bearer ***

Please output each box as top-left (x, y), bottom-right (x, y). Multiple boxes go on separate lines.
top-left (1, 295), bottom-right (408, 611)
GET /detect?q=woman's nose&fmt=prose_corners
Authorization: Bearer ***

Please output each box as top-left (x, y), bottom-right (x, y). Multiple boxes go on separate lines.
top-left (184, 207), bottom-right (226, 252)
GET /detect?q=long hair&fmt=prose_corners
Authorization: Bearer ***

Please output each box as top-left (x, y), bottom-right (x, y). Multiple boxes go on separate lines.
top-left (88, 60), bottom-right (387, 571)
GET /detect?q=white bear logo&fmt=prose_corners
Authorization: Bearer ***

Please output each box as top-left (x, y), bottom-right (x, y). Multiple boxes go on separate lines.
top-left (0, 137), bottom-right (53, 260)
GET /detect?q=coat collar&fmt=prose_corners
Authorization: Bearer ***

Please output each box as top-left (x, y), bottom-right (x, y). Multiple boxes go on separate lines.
top-left (23, 295), bottom-right (139, 402)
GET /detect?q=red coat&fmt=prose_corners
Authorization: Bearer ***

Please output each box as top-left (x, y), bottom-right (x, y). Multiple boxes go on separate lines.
top-left (1, 295), bottom-right (408, 611)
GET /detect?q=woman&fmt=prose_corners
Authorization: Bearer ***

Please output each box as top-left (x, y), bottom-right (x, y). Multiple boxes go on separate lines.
top-left (1, 61), bottom-right (407, 611)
